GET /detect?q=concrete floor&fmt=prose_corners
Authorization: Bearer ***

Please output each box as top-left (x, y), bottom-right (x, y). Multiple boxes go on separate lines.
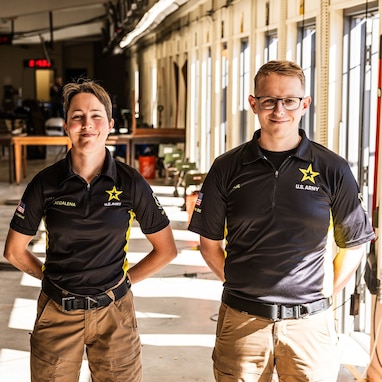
top-left (0, 146), bottom-right (369, 381)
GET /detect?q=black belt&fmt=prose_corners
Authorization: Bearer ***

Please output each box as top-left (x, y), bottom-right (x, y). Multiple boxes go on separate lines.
top-left (42, 277), bottom-right (131, 312)
top-left (222, 290), bottom-right (332, 321)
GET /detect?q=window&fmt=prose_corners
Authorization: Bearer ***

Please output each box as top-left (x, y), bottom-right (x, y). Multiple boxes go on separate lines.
top-left (297, 22), bottom-right (316, 139)
top-left (239, 39), bottom-right (250, 143)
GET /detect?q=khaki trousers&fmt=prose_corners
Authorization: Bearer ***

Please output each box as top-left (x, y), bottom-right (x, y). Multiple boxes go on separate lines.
top-left (30, 289), bottom-right (142, 382)
top-left (212, 303), bottom-right (339, 382)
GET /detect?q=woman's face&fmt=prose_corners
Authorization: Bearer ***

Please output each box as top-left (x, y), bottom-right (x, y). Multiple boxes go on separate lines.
top-left (64, 92), bottom-right (114, 154)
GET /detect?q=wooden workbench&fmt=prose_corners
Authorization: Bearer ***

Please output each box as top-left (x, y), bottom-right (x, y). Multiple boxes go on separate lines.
top-left (13, 135), bottom-right (72, 185)
top-left (13, 129), bottom-right (185, 184)
top-left (107, 128), bottom-right (185, 165)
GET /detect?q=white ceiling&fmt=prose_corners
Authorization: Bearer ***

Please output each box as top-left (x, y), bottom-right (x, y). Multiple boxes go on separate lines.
top-left (0, 0), bottom-right (110, 45)
top-left (0, 0), bottom-right (190, 51)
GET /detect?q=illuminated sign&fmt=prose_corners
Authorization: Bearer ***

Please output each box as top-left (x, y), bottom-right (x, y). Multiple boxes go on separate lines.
top-left (0, 34), bottom-right (13, 45)
top-left (23, 59), bottom-right (53, 68)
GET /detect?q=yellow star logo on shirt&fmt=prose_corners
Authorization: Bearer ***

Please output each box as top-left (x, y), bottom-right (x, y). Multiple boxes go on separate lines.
top-left (106, 186), bottom-right (123, 201)
top-left (299, 164), bottom-right (320, 184)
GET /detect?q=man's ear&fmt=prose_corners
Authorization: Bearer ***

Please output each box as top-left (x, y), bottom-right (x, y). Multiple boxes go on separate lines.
top-left (248, 95), bottom-right (257, 114)
top-left (301, 96), bottom-right (312, 114)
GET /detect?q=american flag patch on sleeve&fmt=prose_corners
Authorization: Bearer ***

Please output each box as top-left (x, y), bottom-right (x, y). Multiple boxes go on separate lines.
top-left (16, 200), bottom-right (26, 214)
top-left (195, 192), bottom-right (203, 206)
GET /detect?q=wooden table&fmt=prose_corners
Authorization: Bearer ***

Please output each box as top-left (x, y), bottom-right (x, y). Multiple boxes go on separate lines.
top-left (106, 129), bottom-right (186, 165)
top-left (13, 135), bottom-right (72, 184)
top-left (13, 129), bottom-right (186, 184)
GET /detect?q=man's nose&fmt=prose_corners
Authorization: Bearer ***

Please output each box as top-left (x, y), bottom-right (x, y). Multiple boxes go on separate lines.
top-left (273, 100), bottom-right (285, 114)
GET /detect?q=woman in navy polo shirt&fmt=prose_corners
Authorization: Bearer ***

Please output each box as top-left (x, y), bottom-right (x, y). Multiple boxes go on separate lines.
top-left (4, 79), bottom-right (177, 382)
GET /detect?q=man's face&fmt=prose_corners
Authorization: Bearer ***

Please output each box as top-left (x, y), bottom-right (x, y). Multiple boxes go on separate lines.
top-left (248, 73), bottom-right (311, 143)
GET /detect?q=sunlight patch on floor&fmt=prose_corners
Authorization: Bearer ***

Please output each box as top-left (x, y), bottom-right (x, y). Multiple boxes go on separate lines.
top-left (127, 250), bottom-right (208, 267)
top-left (132, 277), bottom-right (222, 301)
top-left (0, 349), bottom-right (30, 378)
top-left (338, 333), bottom-right (369, 367)
top-left (136, 311), bottom-right (179, 318)
top-left (21, 273), bottom-right (42, 288)
top-left (140, 334), bottom-right (215, 347)
top-left (8, 298), bottom-right (36, 330)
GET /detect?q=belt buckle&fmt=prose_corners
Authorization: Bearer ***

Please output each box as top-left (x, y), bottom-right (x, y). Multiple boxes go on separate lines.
top-left (62, 296), bottom-right (75, 312)
top-left (85, 296), bottom-right (98, 310)
top-left (299, 305), bottom-right (309, 318)
top-left (278, 305), bottom-right (308, 320)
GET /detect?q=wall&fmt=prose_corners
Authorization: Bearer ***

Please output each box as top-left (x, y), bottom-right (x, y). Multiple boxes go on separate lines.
top-left (0, 44), bottom-right (62, 102)
top-left (0, 40), bottom-right (130, 113)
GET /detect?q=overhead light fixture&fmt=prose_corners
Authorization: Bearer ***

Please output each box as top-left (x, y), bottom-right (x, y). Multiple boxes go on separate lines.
top-left (119, 0), bottom-right (188, 49)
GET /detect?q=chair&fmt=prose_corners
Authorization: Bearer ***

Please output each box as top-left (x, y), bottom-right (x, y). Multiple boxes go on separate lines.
top-left (182, 170), bottom-right (207, 210)
top-left (157, 143), bottom-right (178, 177)
top-left (174, 161), bottom-right (196, 208)
top-left (163, 149), bottom-right (183, 191)
top-left (185, 171), bottom-right (207, 189)
top-left (174, 161), bottom-right (197, 199)
top-left (45, 117), bottom-right (65, 136)
top-left (158, 143), bottom-right (178, 158)
top-left (0, 119), bottom-right (11, 134)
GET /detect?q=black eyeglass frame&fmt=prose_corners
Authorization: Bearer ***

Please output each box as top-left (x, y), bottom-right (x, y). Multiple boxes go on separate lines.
top-left (254, 96), bottom-right (304, 110)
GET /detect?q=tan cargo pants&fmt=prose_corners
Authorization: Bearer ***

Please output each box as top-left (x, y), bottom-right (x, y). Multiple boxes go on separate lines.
top-left (212, 302), bottom-right (339, 382)
top-left (30, 288), bottom-right (142, 382)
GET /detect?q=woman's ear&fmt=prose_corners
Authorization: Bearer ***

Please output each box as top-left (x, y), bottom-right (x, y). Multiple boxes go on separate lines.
top-left (109, 118), bottom-right (115, 133)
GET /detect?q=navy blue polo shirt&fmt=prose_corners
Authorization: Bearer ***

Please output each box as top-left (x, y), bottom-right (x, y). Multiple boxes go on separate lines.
top-left (10, 149), bottom-right (170, 294)
top-left (188, 129), bottom-right (375, 304)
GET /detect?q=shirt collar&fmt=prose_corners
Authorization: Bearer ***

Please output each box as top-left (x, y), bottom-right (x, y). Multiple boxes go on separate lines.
top-left (58, 148), bottom-right (117, 185)
top-left (242, 128), bottom-right (313, 165)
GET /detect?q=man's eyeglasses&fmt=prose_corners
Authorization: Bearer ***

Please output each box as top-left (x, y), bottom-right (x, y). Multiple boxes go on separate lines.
top-left (255, 96), bottom-right (304, 111)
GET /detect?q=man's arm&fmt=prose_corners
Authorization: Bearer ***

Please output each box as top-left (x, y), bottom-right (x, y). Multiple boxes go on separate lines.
top-left (333, 245), bottom-right (365, 295)
top-left (199, 236), bottom-right (225, 282)
top-left (127, 225), bottom-right (177, 284)
top-left (3, 228), bottom-right (44, 280)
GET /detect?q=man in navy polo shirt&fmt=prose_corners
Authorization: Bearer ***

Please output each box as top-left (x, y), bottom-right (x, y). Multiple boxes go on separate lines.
top-left (189, 60), bottom-right (374, 382)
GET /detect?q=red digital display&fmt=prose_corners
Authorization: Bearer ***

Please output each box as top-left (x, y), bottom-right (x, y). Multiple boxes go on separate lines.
top-left (24, 59), bottom-right (53, 68)
top-left (0, 34), bottom-right (13, 45)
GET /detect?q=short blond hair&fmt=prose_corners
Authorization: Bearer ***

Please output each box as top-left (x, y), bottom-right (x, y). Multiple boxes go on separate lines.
top-left (254, 60), bottom-right (305, 94)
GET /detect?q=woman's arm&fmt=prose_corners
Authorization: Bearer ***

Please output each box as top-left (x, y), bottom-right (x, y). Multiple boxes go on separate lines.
top-left (127, 224), bottom-right (177, 284)
top-left (3, 228), bottom-right (44, 280)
